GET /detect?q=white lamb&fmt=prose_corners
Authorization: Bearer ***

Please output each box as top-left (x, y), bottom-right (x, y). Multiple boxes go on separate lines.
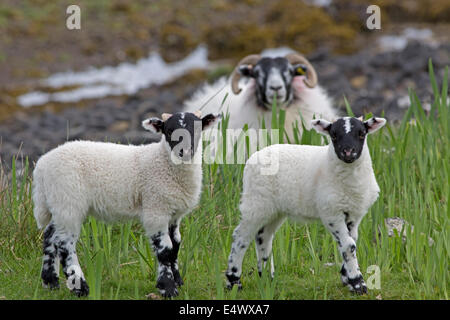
top-left (33, 111), bottom-right (219, 298)
top-left (225, 116), bottom-right (386, 294)
top-left (183, 52), bottom-right (337, 141)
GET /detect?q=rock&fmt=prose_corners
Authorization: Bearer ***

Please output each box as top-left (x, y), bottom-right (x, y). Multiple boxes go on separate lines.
top-left (350, 75), bottom-right (367, 89)
top-left (146, 292), bottom-right (161, 300)
top-left (108, 121), bottom-right (130, 133)
top-left (384, 217), bottom-right (434, 246)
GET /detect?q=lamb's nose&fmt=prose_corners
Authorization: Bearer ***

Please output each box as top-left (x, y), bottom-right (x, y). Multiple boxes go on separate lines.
top-left (270, 85), bottom-right (282, 92)
top-left (343, 148), bottom-right (354, 157)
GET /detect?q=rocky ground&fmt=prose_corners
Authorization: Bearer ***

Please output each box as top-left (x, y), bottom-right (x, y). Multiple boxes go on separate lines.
top-left (0, 40), bottom-right (448, 173)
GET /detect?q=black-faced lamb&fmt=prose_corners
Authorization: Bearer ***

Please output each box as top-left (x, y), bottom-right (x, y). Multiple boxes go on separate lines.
top-left (225, 116), bottom-right (386, 294)
top-left (183, 52), bottom-right (337, 140)
top-left (33, 111), bottom-right (219, 297)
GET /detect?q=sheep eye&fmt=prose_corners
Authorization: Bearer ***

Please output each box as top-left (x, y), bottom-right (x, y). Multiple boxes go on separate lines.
top-left (359, 131), bottom-right (366, 139)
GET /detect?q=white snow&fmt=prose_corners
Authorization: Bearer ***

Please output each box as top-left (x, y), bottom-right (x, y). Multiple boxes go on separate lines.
top-left (18, 46), bottom-right (209, 108)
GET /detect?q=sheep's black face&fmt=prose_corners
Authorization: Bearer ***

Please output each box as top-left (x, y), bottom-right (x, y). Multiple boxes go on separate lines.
top-left (239, 57), bottom-right (305, 109)
top-left (328, 118), bottom-right (367, 163)
top-left (142, 112), bottom-right (220, 162)
top-left (162, 112), bottom-right (202, 160)
top-left (312, 117), bottom-right (387, 164)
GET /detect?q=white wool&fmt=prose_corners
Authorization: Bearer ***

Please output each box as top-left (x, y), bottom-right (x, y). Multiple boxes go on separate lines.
top-left (225, 137), bottom-right (380, 292)
top-left (32, 138), bottom-right (203, 234)
top-left (240, 141), bottom-right (380, 225)
top-left (183, 76), bottom-right (337, 140)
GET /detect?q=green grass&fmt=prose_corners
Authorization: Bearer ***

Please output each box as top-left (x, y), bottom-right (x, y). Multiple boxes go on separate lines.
top-left (0, 62), bottom-right (448, 300)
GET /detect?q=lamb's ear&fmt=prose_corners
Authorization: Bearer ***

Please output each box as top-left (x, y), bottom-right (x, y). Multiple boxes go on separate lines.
top-left (238, 65), bottom-right (254, 77)
top-left (142, 118), bottom-right (164, 133)
top-left (161, 113), bottom-right (172, 121)
top-left (364, 117), bottom-right (386, 134)
top-left (311, 119), bottom-right (332, 136)
top-left (202, 113), bottom-right (221, 130)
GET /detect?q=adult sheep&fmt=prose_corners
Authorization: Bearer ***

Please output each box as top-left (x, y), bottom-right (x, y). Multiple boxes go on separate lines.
top-left (33, 111), bottom-right (219, 298)
top-left (225, 116), bottom-right (386, 294)
top-left (183, 52), bottom-right (337, 140)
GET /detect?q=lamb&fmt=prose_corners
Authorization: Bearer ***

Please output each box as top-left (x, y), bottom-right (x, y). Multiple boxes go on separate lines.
top-left (32, 111), bottom-right (219, 298)
top-left (183, 52), bottom-right (337, 140)
top-left (225, 116), bottom-right (386, 294)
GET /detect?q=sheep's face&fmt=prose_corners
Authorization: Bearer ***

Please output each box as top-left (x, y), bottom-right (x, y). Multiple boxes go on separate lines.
top-left (238, 57), bottom-right (306, 109)
top-left (142, 112), bottom-right (220, 162)
top-left (312, 117), bottom-right (386, 163)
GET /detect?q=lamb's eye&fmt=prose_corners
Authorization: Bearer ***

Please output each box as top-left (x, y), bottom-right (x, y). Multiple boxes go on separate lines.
top-left (359, 132), bottom-right (365, 139)
top-left (331, 134), bottom-right (337, 141)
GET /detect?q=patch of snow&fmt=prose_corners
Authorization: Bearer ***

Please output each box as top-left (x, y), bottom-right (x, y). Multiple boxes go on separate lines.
top-left (378, 28), bottom-right (436, 52)
top-left (18, 46), bottom-right (209, 108)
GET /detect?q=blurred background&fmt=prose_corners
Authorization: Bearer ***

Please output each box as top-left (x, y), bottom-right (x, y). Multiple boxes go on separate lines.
top-left (0, 0), bottom-right (448, 171)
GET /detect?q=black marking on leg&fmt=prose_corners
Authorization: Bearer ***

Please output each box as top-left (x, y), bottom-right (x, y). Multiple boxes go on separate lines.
top-left (332, 232), bottom-right (341, 247)
top-left (58, 245), bottom-right (70, 278)
top-left (347, 221), bottom-right (354, 232)
top-left (225, 273), bottom-right (242, 290)
top-left (151, 231), bottom-right (163, 249)
top-left (168, 224), bottom-right (183, 287)
top-left (342, 252), bottom-right (349, 262)
top-left (257, 227), bottom-right (264, 235)
top-left (152, 233), bottom-right (178, 297)
top-left (340, 264), bottom-right (347, 277)
top-left (231, 267), bottom-right (237, 273)
top-left (156, 266), bottom-right (178, 298)
top-left (41, 224), bottom-right (59, 289)
top-left (340, 264), bottom-right (349, 286)
top-left (256, 236), bottom-right (263, 245)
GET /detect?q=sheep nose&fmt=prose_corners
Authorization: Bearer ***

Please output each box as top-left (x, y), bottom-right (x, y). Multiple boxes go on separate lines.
top-left (343, 148), bottom-right (354, 157)
top-left (270, 85), bottom-right (282, 92)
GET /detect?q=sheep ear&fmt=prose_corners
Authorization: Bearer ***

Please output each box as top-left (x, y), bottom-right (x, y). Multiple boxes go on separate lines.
top-left (238, 65), bottom-right (254, 77)
top-left (142, 118), bottom-right (164, 133)
top-left (161, 113), bottom-right (172, 121)
top-left (193, 110), bottom-right (202, 118)
top-left (311, 119), bottom-right (332, 136)
top-left (364, 117), bottom-right (386, 134)
top-left (202, 113), bottom-right (221, 130)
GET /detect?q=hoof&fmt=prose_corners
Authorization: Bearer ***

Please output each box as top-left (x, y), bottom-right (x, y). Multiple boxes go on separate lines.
top-left (347, 275), bottom-right (368, 295)
top-left (157, 283), bottom-right (178, 298)
top-left (66, 266), bottom-right (89, 297)
top-left (157, 278), bottom-right (179, 298)
top-left (43, 279), bottom-right (60, 290)
top-left (70, 279), bottom-right (89, 298)
top-left (225, 273), bottom-right (242, 291)
top-left (172, 270), bottom-right (184, 288)
top-left (42, 269), bottom-right (60, 290)
top-left (226, 281), bottom-right (242, 291)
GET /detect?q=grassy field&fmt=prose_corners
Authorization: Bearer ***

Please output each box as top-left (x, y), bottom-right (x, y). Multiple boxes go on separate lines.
top-left (0, 62), bottom-right (448, 300)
